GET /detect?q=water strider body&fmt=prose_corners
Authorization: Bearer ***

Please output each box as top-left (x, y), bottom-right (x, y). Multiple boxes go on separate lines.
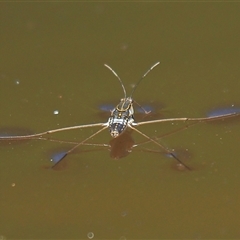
top-left (0, 62), bottom-right (239, 170)
top-left (103, 62), bottom-right (160, 138)
top-left (107, 97), bottom-right (135, 138)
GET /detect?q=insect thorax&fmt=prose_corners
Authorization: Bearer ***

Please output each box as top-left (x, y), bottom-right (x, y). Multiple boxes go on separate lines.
top-left (107, 97), bottom-right (134, 138)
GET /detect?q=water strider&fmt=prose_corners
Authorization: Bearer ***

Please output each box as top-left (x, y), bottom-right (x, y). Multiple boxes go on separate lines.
top-left (0, 62), bottom-right (239, 170)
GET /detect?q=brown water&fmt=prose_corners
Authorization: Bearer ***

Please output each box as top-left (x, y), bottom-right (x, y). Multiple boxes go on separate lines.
top-left (1, 3), bottom-right (240, 239)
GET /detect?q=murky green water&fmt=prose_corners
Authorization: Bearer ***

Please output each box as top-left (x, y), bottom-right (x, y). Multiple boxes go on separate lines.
top-left (1, 3), bottom-right (240, 239)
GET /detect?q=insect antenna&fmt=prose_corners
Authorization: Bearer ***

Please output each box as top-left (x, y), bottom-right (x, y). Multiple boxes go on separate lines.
top-left (104, 64), bottom-right (127, 99)
top-left (130, 61), bottom-right (160, 98)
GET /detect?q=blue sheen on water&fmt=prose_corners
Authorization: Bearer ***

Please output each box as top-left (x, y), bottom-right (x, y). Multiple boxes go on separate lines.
top-left (0, 127), bottom-right (32, 137)
top-left (51, 151), bottom-right (67, 163)
top-left (207, 107), bottom-right (240, 117)
top-left (98, 104), bottom-right (115, 112)
top-left (98, 104), bottom-right (156, 113)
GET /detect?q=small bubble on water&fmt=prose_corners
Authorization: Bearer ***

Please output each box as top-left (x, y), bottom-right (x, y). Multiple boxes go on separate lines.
top-left (87, 232), bottom-right (94, 239)
top-left (53, 110), bottom-right (59, 115)
top-left (15, 79), bottom-right (20, 85)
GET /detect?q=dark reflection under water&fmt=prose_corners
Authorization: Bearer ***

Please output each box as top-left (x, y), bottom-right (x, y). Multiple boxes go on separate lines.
top-left (49, 129), bottom-right (192, 171)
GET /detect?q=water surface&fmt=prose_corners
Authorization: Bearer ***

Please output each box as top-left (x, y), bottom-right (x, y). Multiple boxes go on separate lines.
top-left (1, 3), bottom-right (240, 239)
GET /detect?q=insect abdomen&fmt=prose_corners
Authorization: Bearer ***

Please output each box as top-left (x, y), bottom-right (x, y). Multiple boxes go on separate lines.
top-left (108, 117), bottom-right (128, 138)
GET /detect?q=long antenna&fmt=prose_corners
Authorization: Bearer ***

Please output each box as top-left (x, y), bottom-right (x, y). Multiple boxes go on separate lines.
top-left (104, 64), bottom-right (127, 99)
top-left (130, 61), bottom-right (160, 97)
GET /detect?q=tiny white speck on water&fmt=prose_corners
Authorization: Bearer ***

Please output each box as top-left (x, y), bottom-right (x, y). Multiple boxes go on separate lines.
top-left (87, 232), bottom-right (94, 239)
top-left (53, 110), bottom-right (59, 115)
top-left (15, 79), bottom-right (20, 85)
